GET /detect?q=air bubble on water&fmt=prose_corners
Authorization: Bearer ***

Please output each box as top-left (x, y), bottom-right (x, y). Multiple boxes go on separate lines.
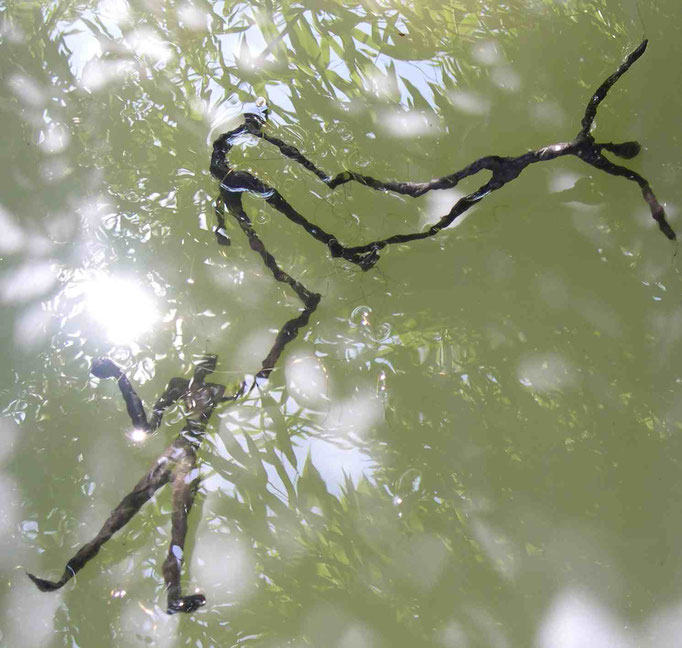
top-left (350, 305), bottom-right (372, 327)
top-left (397, 468), bottom-right (422, 497)
top-left (371, 322), bottom-right (392, 343)
top-left (376, 371), bottom-right (388, 400)
top-left (349, 306), bottom-right (392, 343)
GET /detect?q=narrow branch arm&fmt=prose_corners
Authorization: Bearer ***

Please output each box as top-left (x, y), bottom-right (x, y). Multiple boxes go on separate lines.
top-left (211, 40), bottom-right (675, 272)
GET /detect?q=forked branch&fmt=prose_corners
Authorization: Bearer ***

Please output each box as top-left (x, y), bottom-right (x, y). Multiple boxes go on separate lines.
top-left (211, 39), bottom-right (675, 272)
top-left (29, 39), bottom-right (672, 618)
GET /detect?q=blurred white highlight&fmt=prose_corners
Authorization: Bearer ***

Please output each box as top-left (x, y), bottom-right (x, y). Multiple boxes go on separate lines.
top-left (127, 29), bottom-right (172, 64)
top-left (392, 533), bottom-right (448, 594)
top-left (0, 261), bottom-right (56, 304)
top-left (530, 101), bottom-right (567, 129)
top-left (471, 519), bottom-right (519, 580)
top-left (437, 621), bottom-right (468, 648)
top-left (119, 602), bottom-right (179, 645)
top-left (381, 110), bottom-right (437, 138)
top-left (14, 304), bottom-right (50, 349)
top-left (472, 40), bottom-right (502, 66)
top-left (192, 535), bottom-right (256, 603)
top-left (549, 171), bottom-right (581, 194)
top-left (39, 157), bottom-right (72, 183)
top-left (536, 589), bottom-right (634, 648)
top-left (420, 189), bottom-right (465, 229)
top-left (285, 355), bottom-right (329, 410)
top-left (492, 66), bottom-right (521, 92)
top-left (80, 59), bottom-right (133, 92)
top-left (517, 353), bottom-right (575, 393)
top-left (3, 577), bottom-right (60, 647)
top-left (38, 122), bottom-right (70, 154)
top-left (0, 204), bottom-right (25, 254)
top-left (97, 0), bottom-right (130, 25)
top-left (0, 474), bottom-right (19, 541)
top-left (8, 74), bottom-right (45, 107)
top-left (325, 391), bottom-right (383, 439)
top-left (450, 90), bottom-right (490, 116)
top-left (0, 419), bottom-right (18, 466)
top-left (339, 625), bottom-right (376, 648)
top-left (177, 4), bottom-right (209, 31)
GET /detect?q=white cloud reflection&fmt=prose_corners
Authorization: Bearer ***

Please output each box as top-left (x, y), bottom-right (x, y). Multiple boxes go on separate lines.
top-left (380, 109), bottom-right (439, 138)
top-left (517, 352), bottom-right (576, 393)
top-left (0, 204), bottom-right (25, 254)
top-left (285, 354), bottom-right (329, 410)
top-left (126, 28), bottom-right (172, 65)
top-left (177, 3), bottom-right (209, 31)
top-left (449, 89), bottom-right (491, 116)
top-left (96, 0), bottom-right (130, 25)
top-left (537, 589), bottom-right (634, 648)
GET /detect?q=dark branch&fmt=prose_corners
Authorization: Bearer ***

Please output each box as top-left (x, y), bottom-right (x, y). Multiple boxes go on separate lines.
top-left (211, 39), bottom-right (675, 273)
top-left (31, 39), bottom-right (673, 618)
top-left (580, 39), bottom-right (648, 137)
top-left (28, 167), bottom-right (322, 613)
top-left (216, 192), bottom-right (322, 382)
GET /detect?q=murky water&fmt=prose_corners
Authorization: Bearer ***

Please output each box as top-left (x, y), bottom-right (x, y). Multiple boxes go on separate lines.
top-left (1, 0), bottom-right (681, 646)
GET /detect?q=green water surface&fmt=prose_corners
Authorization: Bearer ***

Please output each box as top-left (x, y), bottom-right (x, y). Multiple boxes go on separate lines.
top-left (1, 1), bottom-right (681, 646)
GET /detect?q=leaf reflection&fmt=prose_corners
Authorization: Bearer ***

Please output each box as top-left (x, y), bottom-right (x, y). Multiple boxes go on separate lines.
top-left (2, 0), bottom-right (681, 646)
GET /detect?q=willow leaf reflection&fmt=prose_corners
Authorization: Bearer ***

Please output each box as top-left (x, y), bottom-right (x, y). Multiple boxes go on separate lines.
top-left (5, 0), bottom-right (679, 645)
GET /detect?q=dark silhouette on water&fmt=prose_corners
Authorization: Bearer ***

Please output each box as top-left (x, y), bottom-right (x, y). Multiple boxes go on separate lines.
top-left (28, 99), bottom-right (323, 609)
top-left (28, 356), bottom-right (238, 613)
top-left (29, 40), bottom-right (673, 615)
top-left (211, 40), bottom-right (674, 273)
top-left (26, 239), bottom-right (320, 613)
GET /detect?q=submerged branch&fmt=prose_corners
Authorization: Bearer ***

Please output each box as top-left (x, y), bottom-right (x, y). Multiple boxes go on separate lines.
top-left (28, 189), bottom-right (322, 613)
top-left (211, 40), bottom-right (675, 272)
top-left (30, 39), bottom-right (672, 618)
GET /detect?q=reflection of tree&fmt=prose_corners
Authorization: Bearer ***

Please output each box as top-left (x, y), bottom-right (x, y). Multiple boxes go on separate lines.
top-left (3, 0), bottom-right (680, 645)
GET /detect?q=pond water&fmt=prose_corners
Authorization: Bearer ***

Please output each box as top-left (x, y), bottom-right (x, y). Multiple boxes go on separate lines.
top-left (1, 1), bottom-right (681, 646)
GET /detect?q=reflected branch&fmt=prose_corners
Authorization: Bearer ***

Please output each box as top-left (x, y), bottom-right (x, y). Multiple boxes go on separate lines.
top-left (215, 191), bottom-right (321, 381)
top-left (211, 40), bottom-right (674, 272)
top-left (29, 119), bottom-right (323, 611)
top-left (26, 240), bottom-right (318, 614)
top-left (28, 355), bottom-right (238, 613)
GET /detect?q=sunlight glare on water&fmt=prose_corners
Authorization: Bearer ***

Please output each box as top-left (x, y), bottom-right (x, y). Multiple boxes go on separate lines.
top-left (81, 274), bottom-right (158, 345)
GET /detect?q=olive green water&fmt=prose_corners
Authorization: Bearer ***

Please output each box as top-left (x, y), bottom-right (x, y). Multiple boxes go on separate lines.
top-left (1, 1), bottom-right (681, 646)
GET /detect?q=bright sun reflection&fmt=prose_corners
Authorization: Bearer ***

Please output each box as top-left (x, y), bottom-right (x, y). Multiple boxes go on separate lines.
top-left (83, 275), bottom-right (158, 344)
top-left (128, 427), bottom-right (149, 443)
